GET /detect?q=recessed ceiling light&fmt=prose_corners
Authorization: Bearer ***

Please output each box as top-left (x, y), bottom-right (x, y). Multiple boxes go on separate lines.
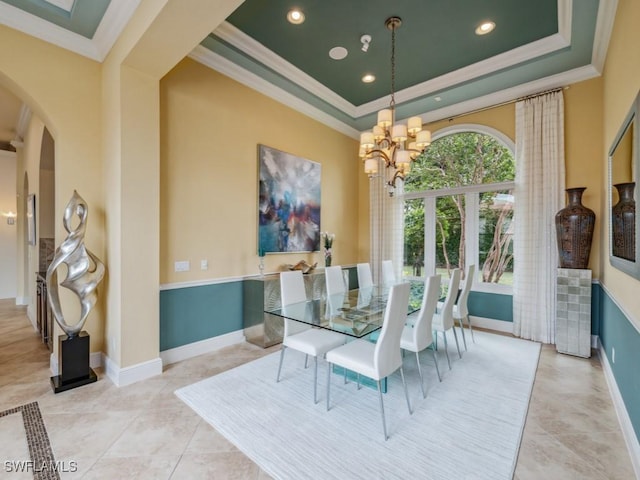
top-left (287, 9), bottom-right (305, 24)
top-left (329, 46), bottom-right (348, 60)
top-left (362, 74), bottom-right (376, 83)
top-left (475, 21), bottom-right (496, 35)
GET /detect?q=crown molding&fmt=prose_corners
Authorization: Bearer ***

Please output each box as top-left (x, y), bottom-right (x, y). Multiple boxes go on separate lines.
top-left (92, 0), bottom-right (142, 61)
top-left (189, 45), bottom-right (360, 140)
top-left (0, 0), bottom-right (139, 62)
top-left (0, 1), bottom-right (100, 60)
top-left (214, 22), bottom-right (358, 116)
top-left (558, 0), bottom-right (573, 44)
top-left (356, 32), bottom-right (570, 117)
top-left (42, 0), bottom-right (74, 12)
top-left (15, 103), bottom-right (31, 139)
top-left (417, 64), bottom-right (600, 125)
top-left (591, 0), bottom-right (618, 73)
top-left (214, 3), bottom-right (572, 119)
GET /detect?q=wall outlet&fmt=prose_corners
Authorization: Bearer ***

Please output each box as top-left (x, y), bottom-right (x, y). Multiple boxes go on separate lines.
top-left (200, 259), bottom-right (208, 270)
top-left (175, 260), bottom-right (190, 272)
top-left (612, 347), bottom-right (616, 364)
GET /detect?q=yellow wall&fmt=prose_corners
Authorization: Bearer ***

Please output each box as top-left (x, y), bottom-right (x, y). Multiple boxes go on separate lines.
top-left (564, 78), bottom-right (604, 276)
top-left (602, 0), bottom-right (640, 328)
top-left (159, 58), bottom-right (360, 284)
top-left (420, 79), bottom-right (605, 276)
top-left (0, 25), bottom-right (105, 352)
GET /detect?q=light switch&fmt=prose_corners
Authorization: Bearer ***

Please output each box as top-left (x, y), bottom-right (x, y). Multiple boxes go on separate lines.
top-left (200, 259), bottom-right (208, 270)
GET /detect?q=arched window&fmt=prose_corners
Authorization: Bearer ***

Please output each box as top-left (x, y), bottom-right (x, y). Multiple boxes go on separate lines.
top-left (401, 125), bottom-right (515, 293)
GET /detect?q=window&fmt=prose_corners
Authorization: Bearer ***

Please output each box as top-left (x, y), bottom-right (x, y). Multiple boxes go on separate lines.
top-left (401, 127), bottom-right (515, 293)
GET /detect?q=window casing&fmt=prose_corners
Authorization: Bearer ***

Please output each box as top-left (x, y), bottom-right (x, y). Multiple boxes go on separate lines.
top-left (400, 126), bottom-right (515, 294)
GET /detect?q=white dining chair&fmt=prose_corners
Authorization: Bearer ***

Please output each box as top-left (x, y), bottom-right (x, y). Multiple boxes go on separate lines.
top-left (325, 265), bottom-right (347, 296)
top-left (357, 263), bottom-right (374, 289)
top-left (381, 260), bottom-right (396, 287)
top-left (432, 269), bottom-right (462, 370)
top-left (454, 264), bottom-right (476, 347)
top-left (401, 274), bottom-right (442, 397)
top-left (276, 271), bottom-right (345, 404)
top-left (326, 282), bottom-right (412, 441)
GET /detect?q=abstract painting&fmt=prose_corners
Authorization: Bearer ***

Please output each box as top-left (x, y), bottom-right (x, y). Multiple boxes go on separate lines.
top-left (258, 145), bottom-right (321, 253)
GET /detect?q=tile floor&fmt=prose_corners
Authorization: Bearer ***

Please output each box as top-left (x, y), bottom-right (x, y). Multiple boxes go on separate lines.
top-left (0, 299), bottom-right (636, 479)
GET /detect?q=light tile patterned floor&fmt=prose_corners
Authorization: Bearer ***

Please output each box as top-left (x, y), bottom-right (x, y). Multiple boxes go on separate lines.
top-left (0, 299), bottom-right (635, 479)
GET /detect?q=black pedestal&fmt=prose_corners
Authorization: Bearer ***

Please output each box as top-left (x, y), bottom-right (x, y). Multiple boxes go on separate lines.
top-left (50, 331), bottom-right (98, 393)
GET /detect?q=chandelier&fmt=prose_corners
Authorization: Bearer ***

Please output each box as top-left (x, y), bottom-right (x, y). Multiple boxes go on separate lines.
top-left (359, 16), bottom-right (431, 195)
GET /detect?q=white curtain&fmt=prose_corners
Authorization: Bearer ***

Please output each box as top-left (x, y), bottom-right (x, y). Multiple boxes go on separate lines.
top-left (369, 160), bottom-right (404, 285)
top-left (513, 90), bottom-right (565, 343)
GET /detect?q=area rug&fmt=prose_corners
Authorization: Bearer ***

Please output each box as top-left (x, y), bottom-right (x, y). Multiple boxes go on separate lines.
top-left (176, 331), bottom-right (540, 480)
top-left (0, 402), bottom-right (59, 480)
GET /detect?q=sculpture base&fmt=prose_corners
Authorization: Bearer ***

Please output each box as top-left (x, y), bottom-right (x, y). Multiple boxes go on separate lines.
top-left (50, 331), bottom-right (98, 393)
top-left (50, 368), bottom-right (97, 394)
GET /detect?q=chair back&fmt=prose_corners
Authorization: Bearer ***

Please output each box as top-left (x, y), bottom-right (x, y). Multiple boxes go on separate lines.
top-left (357, 263), bottom-right (374, 289)
top-left (456, 264), bottom-right (475, 318)
top-left (410, 274), bottom-right (441, 351)
top-left (325, 265), bottom-right (346, 296)
top-left (440, 269), bottom-right (461, 330)
top-left (373, 282), bottom-right (411, 378)
top-left (280, 271), bottom-right (309, 337)
top-left (381, 260), bottom-right (396, 287)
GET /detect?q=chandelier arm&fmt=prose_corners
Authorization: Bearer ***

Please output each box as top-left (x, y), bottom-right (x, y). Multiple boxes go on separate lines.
top-left (365, 148), bottom-right (393, 166)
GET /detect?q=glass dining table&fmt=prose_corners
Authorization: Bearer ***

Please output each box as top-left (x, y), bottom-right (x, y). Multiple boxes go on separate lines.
top-left (266, 284), bottom-right (421, 339)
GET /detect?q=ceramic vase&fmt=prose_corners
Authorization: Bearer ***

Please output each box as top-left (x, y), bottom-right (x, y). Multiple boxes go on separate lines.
top-left (555, 187), bottom-right (595, 269)
top-left (612, 182), bottom-right (636, 261)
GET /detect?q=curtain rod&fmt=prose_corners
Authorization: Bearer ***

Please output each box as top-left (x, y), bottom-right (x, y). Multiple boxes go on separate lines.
top-left (441, 86), bottom-right (569, 123)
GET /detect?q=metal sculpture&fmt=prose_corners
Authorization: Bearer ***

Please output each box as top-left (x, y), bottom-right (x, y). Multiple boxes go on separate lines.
top-left (46, 190), bottom-right (105, 337)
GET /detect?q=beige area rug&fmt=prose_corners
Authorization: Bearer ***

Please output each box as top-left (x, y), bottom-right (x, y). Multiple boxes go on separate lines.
top-left (176, 331), bottom-right (541, 480)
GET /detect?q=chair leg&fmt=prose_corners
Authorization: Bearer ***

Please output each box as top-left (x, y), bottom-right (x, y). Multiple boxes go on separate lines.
top-left (452, 327), bottom-right (462, 359)
top-left (313, 356), bottom-right (318, 404)
top-left (377, 380), bottom-right (388, 441)
top-left (443, 332), bottom-right (451, 370)
top-left (400, 367), bottom-right (412, 414)
top-left (326, 362), bottom-right (332, 411)
top-left (457, 318), bottom-right (468, 351)
top-left (276, 346), bottom-right (286, 382)
top-left (415, 351), bottom-right (426, 398)
top-left (467, 315), bottom-right (476, 343)
top-left (305, 354), bottom-right (309, 369)
top-left (431, 347), bottom-right (442, 382)
top-left (434, 331), bottom-right (438, 351)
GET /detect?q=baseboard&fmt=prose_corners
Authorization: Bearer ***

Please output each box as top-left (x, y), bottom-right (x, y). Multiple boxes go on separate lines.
top-left (103, 355), bottom-right (163, 387)
top-left (15, 296), bottom-right (29, 306)
top-left (49, 351), bottom-right (103, 376)
top-left (598, 339), bottom-right (640, 478)
top-left (160, 329), bottom-right (246, 366)
top-left (591, 334), bottom-right (598, 349)
top-left (469, 315), bottom-right (513, 334)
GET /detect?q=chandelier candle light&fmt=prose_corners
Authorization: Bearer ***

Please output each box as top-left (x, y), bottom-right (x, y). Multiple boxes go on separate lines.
top-left (359, 16), bottom-right (431, 195)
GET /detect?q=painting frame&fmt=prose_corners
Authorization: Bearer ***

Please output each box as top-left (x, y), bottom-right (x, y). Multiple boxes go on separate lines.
top-left (258, 145), bottom-right (321, 254)
top-left (27, 194), bottom-right (36, 246)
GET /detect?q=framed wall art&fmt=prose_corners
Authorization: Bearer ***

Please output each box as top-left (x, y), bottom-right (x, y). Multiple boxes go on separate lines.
top-left (258, 145), bottom-right (321, 254)
top-left (27, 194), bottom-right (36, 246)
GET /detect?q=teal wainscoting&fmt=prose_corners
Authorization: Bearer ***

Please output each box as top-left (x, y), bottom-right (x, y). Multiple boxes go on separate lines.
top-left (596, 283), bottom-right (640, 443)
top-left (160, 281), bottom-right (243, 351)
top-left (468, 291), bottom-right (513, 322)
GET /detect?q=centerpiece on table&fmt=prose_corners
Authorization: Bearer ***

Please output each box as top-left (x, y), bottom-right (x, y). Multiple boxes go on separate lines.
top-left (321, 232), bottom-right (335, 267)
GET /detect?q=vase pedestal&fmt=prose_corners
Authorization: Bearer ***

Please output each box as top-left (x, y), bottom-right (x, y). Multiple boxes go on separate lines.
top-left (50, 331), bottom-right (97, 393)
top-left (556, 268), bottom-right (591, 358)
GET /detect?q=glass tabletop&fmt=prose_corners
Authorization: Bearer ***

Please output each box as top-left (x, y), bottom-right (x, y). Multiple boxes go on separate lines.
top-left (266, 285), bottom-right (420, 339)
